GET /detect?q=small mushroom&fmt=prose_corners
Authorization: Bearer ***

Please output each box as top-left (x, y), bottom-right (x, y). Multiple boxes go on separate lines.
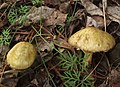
top-left (7, 42), bottom-right (36, 69)
top-left (68, 27), bottom-right (115, 67)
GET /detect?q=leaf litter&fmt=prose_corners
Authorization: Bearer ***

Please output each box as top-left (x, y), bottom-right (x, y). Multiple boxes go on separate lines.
top-left (0, 0), bottom-right (120, 87)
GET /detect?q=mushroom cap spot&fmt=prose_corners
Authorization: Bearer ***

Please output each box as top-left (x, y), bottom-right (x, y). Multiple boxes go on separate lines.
top-left (68, 27), bottom-right (115, 52)
top-left (7, 42), bottom-right (36, 69)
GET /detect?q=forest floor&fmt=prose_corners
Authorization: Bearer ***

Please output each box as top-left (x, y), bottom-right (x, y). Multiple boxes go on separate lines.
top-left (0, 0), bottom-right (120, 87)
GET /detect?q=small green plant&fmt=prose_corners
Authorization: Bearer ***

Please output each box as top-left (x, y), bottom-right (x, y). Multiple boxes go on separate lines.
top-left (58, 51), bottom-right (80, 71)
top-left (66, 16), bottom-right (74, 26)
top-left (62, 70), bottom-right (80, 87)
top-left (8, 9), bottom-right (18, 24)
top-left (0, 28), bottom-right (11, 46)
top-left (32, 0), bottom-right (42, 6)
top-left (8, 5), bottom-right (30, 25)
top-left (62, 70), bottom-right (94, 87)
top-left (18, 5), bottom-right (29, 15)
top-left (57, 50), bottom-right (94, 87)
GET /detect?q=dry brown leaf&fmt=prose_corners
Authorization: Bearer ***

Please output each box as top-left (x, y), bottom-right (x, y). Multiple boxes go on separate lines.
top-left (38, 41), bottom-right (54, 52)
top-left (111, 0), bottom-right (120, 6)
top-left (86, 16), bottom-right (97, 27)
top-left (4, 0), bottom-right (18, 3)
top-left (59, 2), bottom-right (69, 13)
top-left (28, 6), bottom-right (67, 26)
top-left (0, 13), bottom-right (7, 28)
top-left (30, 79), bottom-right (39, 86)
top-left (116, 29), bottom-right (120, 36)
top-left (0, 3), bottom-right (8, 9)
top-left (36, 38), bottom-right (54, 58)
top-left (27, 6), bottom-right (55, 23)
top-left (53, 38), bottom-right (74, 52)
top-left (44, 0), bottom-right (61, 6)
top-left (107, 6), bottom-right (120, 24)
top-left (107, 43), bottom-right (120, 66)
top-left (33, 68), bottom-right (49, 87)
top-left (0, 45), bottom-right (9, 68)
top-left (45, 10), bottom-right (67, 26)
top-left (108, 70), bottom-right (120, 86)
top-left (43, 79), bottom-right (52, 87)
top-left (86, 15), bottom-right (104, 29)
top-left (92, 16), bottom-right (104, 28)
top-left (1, 78), bottom-right (18, 87)
top-left (81, 0), bottom-right (103, 16)
top-left (27, 6), bottom-right (67, 26)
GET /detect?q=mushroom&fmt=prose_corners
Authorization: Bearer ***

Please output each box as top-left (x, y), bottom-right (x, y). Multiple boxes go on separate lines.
top-left (7, 42), bottom-right (36, 69)
top-left (68, 27), bottom-right (115, 67)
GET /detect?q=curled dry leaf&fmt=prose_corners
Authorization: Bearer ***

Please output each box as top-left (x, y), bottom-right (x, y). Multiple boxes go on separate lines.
top-left (81, 0), bottom-right (103, 16)
top-left (92, 16), bottom-right (104, 28)
top-left (86, 16), bottom-right (97, 27)
top-left (107, 6), bottom-right (120, 24)
top-left (86, 16), bottom-right (104, 28)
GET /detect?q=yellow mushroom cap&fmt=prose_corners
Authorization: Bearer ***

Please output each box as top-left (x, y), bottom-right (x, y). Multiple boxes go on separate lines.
top-left (68, 27), bottom-right (115, 52)
top-left (7, 42), bottom-right (36, 69)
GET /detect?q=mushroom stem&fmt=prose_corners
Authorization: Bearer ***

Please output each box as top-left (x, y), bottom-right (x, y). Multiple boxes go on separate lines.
top-left (82, 51), bottom-right (93, 69)
top-left (86, 52), bottom-right (93, 65)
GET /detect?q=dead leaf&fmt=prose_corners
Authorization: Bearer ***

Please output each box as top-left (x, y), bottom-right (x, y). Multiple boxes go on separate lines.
top-left (53, 38), bottom-right (74, 52)
top-left (37, 40), bottom-right (54, 52)
top-left (0, 13), bottom-right (7, 28)
top-left (44, 0), bottom-right (61, 7)
top-left (107, 6), bottom-right (120, 24)
top-left (0, 45), bottom-right (9, 56)
top-left (111, 0), bottom-right (120, 6)
top-left (116, 27), bottom-right (120, 36)
top-left (0, 3), bottom-right (8, 9)
top-left (86, 16), bottom-right (97, 27)
top-left (0, 84), bottom-right (7, 87)
top-left (59, 2), bottom-right (69, 13)
top-left (34, 68), bottom-right (49, 87)
top-left (27, 6), bottom-right (55, 23)
top-left (26, 6), bottom-right (67, 26)
top-left (30, 79), bottom-right (39, 86)
top-left (1, 78), bottom-right (18, 87)
top-left (86, 16), bottom-right (104, 28)
top-left (108, 70), bottom-right (120, 86)
top-left (81, 0), bottom-right (103, 16)
top-left (92, 16), bottom-right (104, 28)
top-left (45, 10), bottom-right (67, 26)
top-left (4, 0), bottom-right (18, 3)
top-left (107, 43), bottom-right (120, 66)
top-left (0, 45), bottom-right (9, 68)
top-left (43, 79), bottom-right (52, 87)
